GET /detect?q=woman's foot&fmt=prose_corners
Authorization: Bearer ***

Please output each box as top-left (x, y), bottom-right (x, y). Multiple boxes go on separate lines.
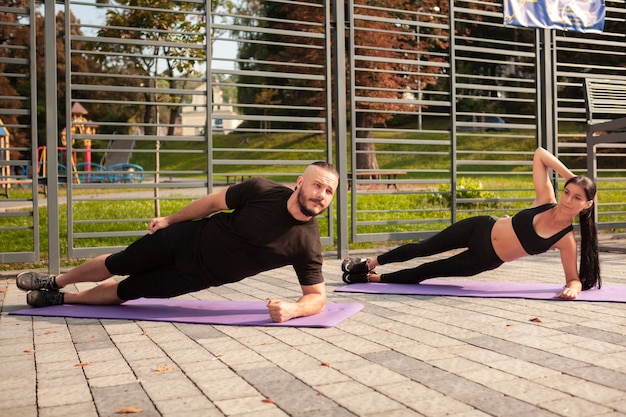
top-left (341, 257), bottom-right (370, 274)
top-left (342, 270), bottom-right (371, 284)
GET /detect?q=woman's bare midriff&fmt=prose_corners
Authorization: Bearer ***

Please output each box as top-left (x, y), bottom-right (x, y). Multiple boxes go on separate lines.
top-left (491, 217), bottom-right (529, 262)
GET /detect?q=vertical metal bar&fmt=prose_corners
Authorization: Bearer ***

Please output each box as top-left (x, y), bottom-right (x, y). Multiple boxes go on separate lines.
top-left (30, 0), bottom-right (40, 261)
top-left (347, 0), bottom-right (357, 243)
top-left (449, 0), bottom-right (457, 223)
top-left (548, 29), bottom-right (559, 196)
top-left (206, 1), bottom-right (213, 194)
top-left (65, 0), bottom-right (74, 257)
top-left (534, 29), bottom-right (544, 149)
top-left (333, 0), bottom-right (348, 258)
top-left (536, 28), bottom-right (555, 153)
top-left (323, 0), bottom-right (335, 249)
top-left (537, 28), bottom-right (559, 194)
top-left (45, 0), bottom-right (60, 274)
top-left (548, 30), bottom-right (561, 198)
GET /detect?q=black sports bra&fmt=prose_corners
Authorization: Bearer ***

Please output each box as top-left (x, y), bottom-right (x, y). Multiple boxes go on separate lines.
top-left (511, 203), bottom-right (573, 255)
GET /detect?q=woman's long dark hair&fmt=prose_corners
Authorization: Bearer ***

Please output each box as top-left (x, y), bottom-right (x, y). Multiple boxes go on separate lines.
top-left (566, 176), bottom-right (601, 290)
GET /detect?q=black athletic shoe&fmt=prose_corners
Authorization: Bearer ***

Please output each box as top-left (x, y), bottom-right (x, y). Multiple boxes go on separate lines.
top-left (341, 257), bottom-right (370, 274)
top-left (16, 271), bottom-right (58, 291)
top-left (26, 290), bottom-right (64, 308)
top-left (342, 271), bottom-right (371, 284)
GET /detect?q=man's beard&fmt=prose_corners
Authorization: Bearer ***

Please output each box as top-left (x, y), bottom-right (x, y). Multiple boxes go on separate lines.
top-left (297, 189), bottom-right (324, 217)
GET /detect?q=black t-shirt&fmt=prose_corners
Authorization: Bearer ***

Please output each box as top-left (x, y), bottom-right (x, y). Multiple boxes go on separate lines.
top-left (190, 178), bottom-right (324, 286)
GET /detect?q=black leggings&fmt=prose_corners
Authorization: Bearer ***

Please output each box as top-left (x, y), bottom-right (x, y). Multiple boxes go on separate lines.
top-left (377, 216), bottom-right (504, 284)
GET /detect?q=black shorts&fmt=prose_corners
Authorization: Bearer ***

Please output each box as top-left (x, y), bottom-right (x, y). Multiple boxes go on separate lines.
top-left (105, 221), bottom-right (208, 300)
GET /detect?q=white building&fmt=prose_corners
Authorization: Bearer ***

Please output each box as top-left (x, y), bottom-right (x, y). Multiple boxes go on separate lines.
top-left (180, 78), bottom-right (242, 136)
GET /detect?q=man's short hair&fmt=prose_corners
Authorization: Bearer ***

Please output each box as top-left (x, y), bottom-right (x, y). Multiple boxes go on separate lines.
top-left (310, 161), bottom-right (338, 177)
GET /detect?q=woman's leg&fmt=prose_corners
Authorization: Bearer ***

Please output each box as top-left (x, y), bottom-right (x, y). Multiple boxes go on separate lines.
top-left (372, 216), bottom-right (503, 284)
top-left (377, 216), bottom-right (490, 265)
top-left (378, 250), bottom-right (498, 283)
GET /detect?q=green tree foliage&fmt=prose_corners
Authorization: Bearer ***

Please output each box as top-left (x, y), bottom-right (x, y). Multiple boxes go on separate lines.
top-left (92, 0), bottom-right (207, 134)
top-left (235, 0), bottom-right (449, 169)
top-left (0, 4), bottom-right (102, 150)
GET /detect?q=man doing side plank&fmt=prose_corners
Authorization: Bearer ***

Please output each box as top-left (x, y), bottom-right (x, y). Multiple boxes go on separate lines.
top-left (17, 162), bottom-right (339, 323)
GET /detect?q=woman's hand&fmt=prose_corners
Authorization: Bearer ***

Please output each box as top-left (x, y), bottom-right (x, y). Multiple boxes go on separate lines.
top-left (148, 217), bottom-right (170, 234)
top-left (555, 280), bottom-right (582, 299)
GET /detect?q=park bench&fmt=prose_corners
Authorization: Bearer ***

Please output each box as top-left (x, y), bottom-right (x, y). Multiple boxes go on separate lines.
top-left (347, 170), bottom-right (408, 190)
top-left (584, 78), bottom-right (626, 183)
top-left (584, 77), bottom-right (626, 224)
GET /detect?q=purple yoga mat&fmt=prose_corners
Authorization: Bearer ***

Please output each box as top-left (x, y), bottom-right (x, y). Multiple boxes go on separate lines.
top-left (10, 299), bottom-right (363, 328)
top-left (335, 280), bottom-right (626, 302)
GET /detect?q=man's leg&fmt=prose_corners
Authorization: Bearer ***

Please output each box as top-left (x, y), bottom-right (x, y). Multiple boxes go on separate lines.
top-left (23, 255), bottom-right (126, 307)
top-left (55, 254), bottom-right (113, 287)
top-left (16, 254), bottom-right (113, 292)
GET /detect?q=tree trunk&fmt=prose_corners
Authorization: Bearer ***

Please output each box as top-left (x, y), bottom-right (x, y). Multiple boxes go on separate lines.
top-left (167, 108), bottom-right (178, 136)
top-left (355, 112), bottom-right (379, 177)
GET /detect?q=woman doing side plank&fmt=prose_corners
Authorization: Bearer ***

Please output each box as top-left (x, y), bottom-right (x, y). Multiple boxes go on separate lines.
top-left (341, 147), bottom-right (600, 299)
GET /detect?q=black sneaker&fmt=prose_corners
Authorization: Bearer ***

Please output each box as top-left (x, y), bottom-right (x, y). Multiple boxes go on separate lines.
top-left (342, 271), bottom-right (371, 284)
top-left (16, 271), bottom-right (58, 291)
top-left (26, 290), bottom-right (64, 308)
top-left (341, 257), bottom-right (370, 274)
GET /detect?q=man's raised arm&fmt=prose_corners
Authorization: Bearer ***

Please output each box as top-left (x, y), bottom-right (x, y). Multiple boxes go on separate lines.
top-left (148, 187), bottom-right (229, 234)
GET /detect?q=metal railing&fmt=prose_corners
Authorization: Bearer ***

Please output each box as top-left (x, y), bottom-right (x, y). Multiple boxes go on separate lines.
top-left (1, 0), bottom-right (625, 271)
top-left (0, 0), bottom-right (40, 263)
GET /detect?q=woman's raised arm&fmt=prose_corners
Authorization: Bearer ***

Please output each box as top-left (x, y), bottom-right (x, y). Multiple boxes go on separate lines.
top-left (532, 147), bottom-right (576, 206)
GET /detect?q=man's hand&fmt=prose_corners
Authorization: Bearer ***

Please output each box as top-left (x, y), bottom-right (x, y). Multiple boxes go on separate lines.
top-left (555, 280), bottom-right (582, 299)
top-left (266, 283), bottom-right (326, 322)
top-left (267, 298), bottom-right (297, 323)
top-left (148, 217), bottom-right (170, 234)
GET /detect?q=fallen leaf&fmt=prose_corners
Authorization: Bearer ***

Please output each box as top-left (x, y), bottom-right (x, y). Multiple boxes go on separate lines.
top-left (529, 317), bottom-right (543, 323)
top-left (24, 349), bottom-right (36, 353)
top-left (44, 330), bottom-right (58, 335)
top-left (262, 398), bottom-right (275, 404)
top-left (75, 362), bottom-right (91, 367)
top-left (0, 289), bottom-right (7, 293)
top-left (505, 323), bottom-right (513, 327)
top-left (320, 362), bottom-right (332, 368)
top-left (115, 406), bottom-right (142, 414)
top-left (156, 364), bottom-right (175, 372)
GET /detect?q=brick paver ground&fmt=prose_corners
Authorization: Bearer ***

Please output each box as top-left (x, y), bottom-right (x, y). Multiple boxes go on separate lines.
top-left (1, 244), bottom-right (625, 417)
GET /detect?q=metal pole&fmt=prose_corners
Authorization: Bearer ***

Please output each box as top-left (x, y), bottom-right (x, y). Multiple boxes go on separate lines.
top-left (30, 0), bottom-right (40, 261)
top-left (449, 1), bottom-right (457, 223)
top-left (333, 0), bottom-right (348, 258)
top-left (536, 28), bottom-right (559, 193)
top-left (45, 0), bottom-right (60, 274)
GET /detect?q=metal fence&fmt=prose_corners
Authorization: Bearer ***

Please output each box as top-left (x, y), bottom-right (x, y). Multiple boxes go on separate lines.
top-left (0, 0), bottom-right (40, 263)
top-left (1, 0), bottom-right (625, 272)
